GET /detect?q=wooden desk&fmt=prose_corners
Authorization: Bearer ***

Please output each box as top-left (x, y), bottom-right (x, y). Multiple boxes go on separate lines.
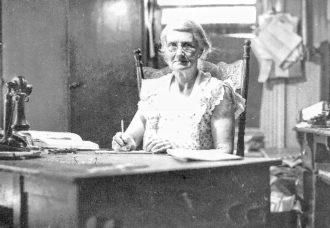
top-left (295, 126), bottom-right (330, 171)
top-left (0, 152), bottom-right (280, 228)
top-left (295, 126), bottom-right (330, 227)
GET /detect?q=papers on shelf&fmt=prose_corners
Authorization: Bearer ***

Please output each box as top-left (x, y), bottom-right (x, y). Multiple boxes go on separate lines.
top-left (167, 149), bottom-right (242, 162)
top-left (300, 101), bottom-right (329, 121)
top-left (17, 130), bottom-right (99, 150)
top-left (318, 169), bottom-right (330, 180)
top-left (252, 12), bottom-right (303, 82)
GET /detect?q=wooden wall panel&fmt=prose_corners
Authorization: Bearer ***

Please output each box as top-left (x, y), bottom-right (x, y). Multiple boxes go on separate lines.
top-left (311, 0), bottom-right (328, 48)
top-left (261, 62), bottom-right (323, 149)
top-left (260, 79), bottom-right (286, 148)
top-left (2, 0), bottom-right (69, 131)
top-left (69, 0), bottom-right (143, 147)
top-left (1, 0), bottom-right (144, 148)
top-left (286, 61), bottom-right (323, 148)
top-left (207, 35), bottom-right (262, 128)
top-left (259, 0), bottom-right (330, 149)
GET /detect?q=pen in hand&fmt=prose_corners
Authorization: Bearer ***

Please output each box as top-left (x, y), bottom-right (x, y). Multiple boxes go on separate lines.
top-left (118, 119), bottom-right (136, 151)
top-left (121, 119), bottom-right (124, 134)
top-left (120, 120), bottom-right (130, 151)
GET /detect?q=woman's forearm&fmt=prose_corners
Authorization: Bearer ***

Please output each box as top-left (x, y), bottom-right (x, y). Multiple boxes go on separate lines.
top-left (124, 111), bottom-right (146, 149)
top-left (211, 87), bottom-right (235, 154)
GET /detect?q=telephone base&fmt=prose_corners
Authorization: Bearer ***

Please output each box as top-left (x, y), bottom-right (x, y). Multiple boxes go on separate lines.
top-left (0, 144), bottom-right (29, 152)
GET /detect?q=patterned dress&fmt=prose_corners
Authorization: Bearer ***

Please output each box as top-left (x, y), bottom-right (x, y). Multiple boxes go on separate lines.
top-left (138, 71), bottom-right (245, 150)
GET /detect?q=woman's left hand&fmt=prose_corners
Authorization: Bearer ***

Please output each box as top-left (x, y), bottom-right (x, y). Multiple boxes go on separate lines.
top-left (144, 138), bottom-right (173, 153)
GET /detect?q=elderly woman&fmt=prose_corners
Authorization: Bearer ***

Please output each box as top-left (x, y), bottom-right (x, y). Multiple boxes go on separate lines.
top-left (112, 19), bottom-right (244, 154)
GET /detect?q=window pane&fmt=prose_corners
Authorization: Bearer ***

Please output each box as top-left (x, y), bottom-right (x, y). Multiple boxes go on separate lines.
top-left (157, 0), bottom-right (256, 6)
top-left (161, 6), bottom-right (256, 24)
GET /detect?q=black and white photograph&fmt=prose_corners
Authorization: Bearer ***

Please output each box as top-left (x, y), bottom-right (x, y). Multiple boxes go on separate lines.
top-left (0, 0), bottom-right (329, 227)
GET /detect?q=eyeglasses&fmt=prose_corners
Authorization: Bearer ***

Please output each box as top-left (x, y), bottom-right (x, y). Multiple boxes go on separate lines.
top-left (166, 41), bottom-right (197, 54)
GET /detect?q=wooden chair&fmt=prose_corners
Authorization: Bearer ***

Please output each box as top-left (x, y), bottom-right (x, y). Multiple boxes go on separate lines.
top-left (133, 40), bottom-right (251, 156)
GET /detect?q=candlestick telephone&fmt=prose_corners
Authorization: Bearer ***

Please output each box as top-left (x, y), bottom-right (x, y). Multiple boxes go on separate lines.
top-left (0, 76), bottom-right (32, 151)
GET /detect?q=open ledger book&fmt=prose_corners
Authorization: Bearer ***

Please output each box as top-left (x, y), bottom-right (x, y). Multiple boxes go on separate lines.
top-left (167, 149), bottom-right (242, 162)
top-left (17, 130), bottom-right (99, 150)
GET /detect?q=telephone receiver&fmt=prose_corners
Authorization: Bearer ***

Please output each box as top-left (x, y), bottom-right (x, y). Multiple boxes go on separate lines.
top-left (0, 76), bottom-right (33, 151)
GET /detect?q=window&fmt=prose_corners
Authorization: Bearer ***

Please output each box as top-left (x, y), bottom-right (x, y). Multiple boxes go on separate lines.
top-left (157, 0), bottom-right (257, 25)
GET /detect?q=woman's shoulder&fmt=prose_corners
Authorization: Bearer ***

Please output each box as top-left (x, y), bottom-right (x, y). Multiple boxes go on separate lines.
top-left (197, 71), bottom-right (227, 104)
top-left (199, 71), bottom-right (226, 90)
top-left (198, 71), bottom-right (245, 119)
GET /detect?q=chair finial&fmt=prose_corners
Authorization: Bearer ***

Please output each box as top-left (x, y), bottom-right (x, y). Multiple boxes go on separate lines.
top-left (243, 40), bottom-right (251, 59)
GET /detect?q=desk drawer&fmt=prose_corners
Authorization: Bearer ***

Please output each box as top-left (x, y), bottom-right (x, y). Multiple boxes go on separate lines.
top-left (301, 133), bottom-right (330, 171)
top-left (78, 165), bottom-right (271, 228)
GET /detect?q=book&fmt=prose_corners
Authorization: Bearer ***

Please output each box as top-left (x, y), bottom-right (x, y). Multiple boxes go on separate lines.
top-left (167, 149), bottom-right (242, 162)
top-left (17, 130), bottom-right (99, 150)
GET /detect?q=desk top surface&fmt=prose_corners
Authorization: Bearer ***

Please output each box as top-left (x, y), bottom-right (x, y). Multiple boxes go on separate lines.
top-left (295, 126), bottom-right (330, 136)
top-left (0, 151), bottom-right (280, 181)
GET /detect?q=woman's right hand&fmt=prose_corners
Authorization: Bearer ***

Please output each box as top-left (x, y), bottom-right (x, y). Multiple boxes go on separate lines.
top-left (111, 132), bottom-right (136, 152)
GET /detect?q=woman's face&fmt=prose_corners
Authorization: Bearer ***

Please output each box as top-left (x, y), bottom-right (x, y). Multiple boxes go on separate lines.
top-left (164, 31), bottom-right (201, 71)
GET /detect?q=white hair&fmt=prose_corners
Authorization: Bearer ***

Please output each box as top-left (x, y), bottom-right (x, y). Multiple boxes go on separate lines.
top-left (159, 19), bottom-right (211, 59)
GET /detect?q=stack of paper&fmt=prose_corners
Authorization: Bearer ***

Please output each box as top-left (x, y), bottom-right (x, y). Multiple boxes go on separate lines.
top-left (167, 149), bottom-right (242, 162)
top-left (17, 130), bottom-right (99, 150)
top-left (253, 13), bottom-right (303, 82)
top-left (300, 101), bottom-right (329, 121)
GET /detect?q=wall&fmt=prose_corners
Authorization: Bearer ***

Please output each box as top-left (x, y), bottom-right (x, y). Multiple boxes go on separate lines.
top-left (206, 35), bottom-right (261, 128)
top-left (1, 0), bottom-right (144, 148)
top-left (69, 0), bottom-right (143, 147)
top-left (4, 0), bottom-right (328, 149)
top-left (2, 0), bottom-right (70, 131)
top-left (258, 0), bottom-right (330, 148)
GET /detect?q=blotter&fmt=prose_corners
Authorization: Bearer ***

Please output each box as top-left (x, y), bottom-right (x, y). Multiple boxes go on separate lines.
top-left (95, 150), bottom-right (150, 154)
top-left (167, 149), bottom-right (242, 162)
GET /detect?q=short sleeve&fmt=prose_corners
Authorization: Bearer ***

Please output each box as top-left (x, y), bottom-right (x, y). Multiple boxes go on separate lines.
top-left (231, 88), bottom-right (245, 118)
top-left (205, 77), bottom-right (245, 119)
top-left (217, 60), bottom-right (243, 91)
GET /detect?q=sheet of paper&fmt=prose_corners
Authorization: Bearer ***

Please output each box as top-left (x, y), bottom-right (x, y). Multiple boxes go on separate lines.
top-left (301, 101), bottom-right (326, 121)
top-left (167, 149), bottom-right (242, 161)
top-left (257, 14), bottom-right (302, 70)
top-left (95, 150), bottom-right (151, 154)
top-left (258, 59), bottom-right (273, 83)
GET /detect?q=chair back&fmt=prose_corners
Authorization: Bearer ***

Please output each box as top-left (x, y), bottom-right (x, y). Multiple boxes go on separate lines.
top-left (133, 40), bottom-right (251, 156)
top-left (236, 40), bottom-right (251, 157)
